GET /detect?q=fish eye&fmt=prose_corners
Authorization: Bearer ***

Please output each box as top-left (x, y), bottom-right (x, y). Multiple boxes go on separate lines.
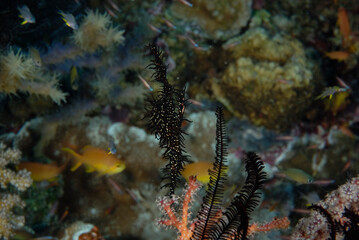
top-left (308, 178), bottom-right (313, 183)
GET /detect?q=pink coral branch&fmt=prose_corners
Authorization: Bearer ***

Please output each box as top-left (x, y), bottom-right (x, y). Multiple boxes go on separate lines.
top-left (157, 176), bottom-right (201, 240)
top-left (248, 216), bottom-right (290, 235)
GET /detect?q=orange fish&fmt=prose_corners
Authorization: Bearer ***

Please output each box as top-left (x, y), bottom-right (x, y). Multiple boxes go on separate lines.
top-left (338, 7), bottom-right (351, 44)
top-left (18, 162), bottom-right (67, 181)
top-left (325, 51), bottom-right (350, 61)
top-left (62, 146), bottom-right (125, 175)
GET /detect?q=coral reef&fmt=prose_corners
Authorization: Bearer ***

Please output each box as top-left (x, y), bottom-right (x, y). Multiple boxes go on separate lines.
top-left (24, 179), bottom-right (64, 230)
top-left (0, 143), bottom-right (32, 240)
top-left (131, 183), bottom-right (177, 240)
top-left (0, 0), bottom-right (358, 239)
top-left (145, 43), bottom-right (289, 240)
top-left (184, 111), bottom-right (216, 162)
top-left (107, 122), bottom-right (163, 176)
top-left (170, 0), bottom-right (252, 40)
top-left (0, 49), bottom-right (67, 105)
top-left (73, 10), bottom-right (125, 52)
top-left (6, 112), bottom-right (165, 237)
top-left (274, 126), bottom-right (356, 180)
top-left (212, 28), bottom-right (318, 130)
top-left (0, 143), bottom-right (32, 191)
top-left (0, 194), bottom-right (26, 240)
top-left (291, 176), bottom-right (359, 239)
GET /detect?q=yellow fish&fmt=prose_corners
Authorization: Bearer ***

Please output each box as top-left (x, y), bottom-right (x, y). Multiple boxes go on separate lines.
top-left (182, 162), bottom-right (214, 184)
top-left (18, 162), bottom-right (67, 182)
top-left (62, 146), bottom-right (125, 175)
top-left (70, 65), bottom-right (79, 90)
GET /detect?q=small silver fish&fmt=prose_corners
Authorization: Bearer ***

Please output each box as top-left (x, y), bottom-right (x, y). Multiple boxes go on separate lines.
top-left (178, 0), bottom-right (193, 7)
top-left (59, 11), bottom-right (78, 30)
top-left (138, 74), bottom-right (153, 91)
top-left (18, 5), bottom-right (36, 25)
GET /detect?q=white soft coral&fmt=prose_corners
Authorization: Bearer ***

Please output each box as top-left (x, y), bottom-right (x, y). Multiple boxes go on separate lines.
top-left (73, 10), bottom-right (125, 52)
top-left (0, 49), bottom-right (67, 104)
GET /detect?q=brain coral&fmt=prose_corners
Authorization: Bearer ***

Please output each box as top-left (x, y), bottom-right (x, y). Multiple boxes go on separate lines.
top-left (212, 28), bottom-right (318, 131)
top-left (170, 0), bottom-right (252, 40)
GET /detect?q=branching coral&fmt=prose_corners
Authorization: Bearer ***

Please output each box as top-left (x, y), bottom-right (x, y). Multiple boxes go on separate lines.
top-left (73, 10), bottom-right (125, 52)
top-left (157, 176), bottom-right (201, 240)
top-left (0, 49), bottom-right (67, 104)
top-left (212, 28), bottom-right (319, 130)
top-left (0, 143), bottom-right (33, 240)
top-left (0, 143), bottom-right (32, 191)
top-left (0, 194), bottom-right (26, 240)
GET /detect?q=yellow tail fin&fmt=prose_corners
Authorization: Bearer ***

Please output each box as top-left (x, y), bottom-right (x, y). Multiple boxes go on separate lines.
top-left (70, 162), bottom-right (82, 172)
top-left (61, 147), bottom-right (83, 171)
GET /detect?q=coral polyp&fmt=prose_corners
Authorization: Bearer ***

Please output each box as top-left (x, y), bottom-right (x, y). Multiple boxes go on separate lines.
top-left (0, 49), bottom-right (67, 104)
top-left (73, 10), bottom-right (125, 52)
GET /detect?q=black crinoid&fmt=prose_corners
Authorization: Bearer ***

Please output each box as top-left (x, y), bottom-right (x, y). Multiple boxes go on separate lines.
top-left (190, 110), bottom-right (266, 240)
top-left (144, 42), bottom-right (266, 239)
